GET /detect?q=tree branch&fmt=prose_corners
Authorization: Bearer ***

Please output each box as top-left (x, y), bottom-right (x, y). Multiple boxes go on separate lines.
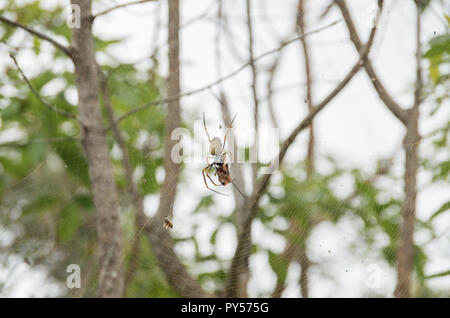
top-left (0, 16), bottom-right (72, 58)
top-left (93, 0), bottom-right (158, 19)
top-left (412, 0), bottom-right (424, 110)
top-left (266, 53), bottom-right (282, 128)
top-left (216, 91), bottom-right (248, 226)
top-left (297, 0), bottom-right (315, 178)
top-left (71, 0), bottom-right (124, 297)
top-left (224, 20), bottom-right (381, 294)
top-left (335, 0), bottom-right (409, 125)
top-left (9, 54), bottom-right (77, 119)
top-left (246, 0), bottom-right (259, 186)
top-left (225, 57), bottom-right (364, 297)
top-left (297, 0), bottom-right (313, 298)
top-left (98, 68), bottom-right (145, 293)
top-left (212, 1), bottom-right (248, 239)
top-left (143, 0), bottom-right (211, 297)
top-left (111, 19), bottom-right (341, 127)
top-left (394, 0), bottom-right (423, 298)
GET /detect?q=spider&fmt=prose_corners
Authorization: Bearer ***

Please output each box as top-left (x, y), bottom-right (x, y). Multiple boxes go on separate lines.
top-left (202, 112), bottom-right (246, 197)
top-left (163, 217), bottom-right (173, 230)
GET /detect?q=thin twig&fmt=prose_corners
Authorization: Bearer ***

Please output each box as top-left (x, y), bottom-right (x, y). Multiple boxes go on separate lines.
top-left (297, 0), bottom-right (315, 178)
top-left (148, 0), bottom-right (210, 297)
top-left (265, 45), bottom-right (286, 129)
top-left (93, 0), bottom-right (158, 19)
top-left (394, 0), bottom-right (423, 298)
top-left (412, 0), bottom-right (423, 110)
top-left (9, 54), bottom-right (77, 119)
top-left (98, 68), bottom-right (146, 293)
top-left (0, 137), bottom-right (80, 148)
top-left (0, 16), bottom-right (72, 57)
top-left (225, 22), bottom-right (380, 294)
top-left (225, 56), bottom-right (365, 297)
top-left (246, 0), bottom-right (259, 187)
top-left (112, 19), bottom-right (341, 127)
top-left (297, 0), bottom-right (314, 298)
top-left (335, 0), bottom-right (409, 125)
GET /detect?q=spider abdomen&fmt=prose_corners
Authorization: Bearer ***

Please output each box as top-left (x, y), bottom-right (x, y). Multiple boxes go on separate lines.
top-left (216, 164), bottom-right (232, 186)
top-left (210, 137), bottom-right (223, 155)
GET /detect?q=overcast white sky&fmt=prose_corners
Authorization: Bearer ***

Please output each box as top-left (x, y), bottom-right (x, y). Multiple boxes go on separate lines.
top-left (1, 0), bottom-right (449, 297)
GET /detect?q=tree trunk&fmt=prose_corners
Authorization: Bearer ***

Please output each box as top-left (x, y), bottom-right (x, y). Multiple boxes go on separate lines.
top-left (143, 0), bottom-right (210, 298)
top-left (297, 0), bottom-right (314, 178)
top-left (298, 245), bottom-right (310, 298)
top-left (157, 0), bottom-right (181, 221)
top-left (394, 111), bottom-right (419, 297)
top-left (71, 0), bottom-right (124, 297)
top-left (394, 2), bottom-right (422, 297)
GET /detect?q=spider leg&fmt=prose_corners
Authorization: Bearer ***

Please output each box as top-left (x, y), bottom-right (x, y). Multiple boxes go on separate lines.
top-left (222, 151), bottom-right (232, 164)
top-left (203, 112), bottom-right (212, 143)
top-left (205, 166), bottom-right (221, 186)
top-left (223, 113), bottom-right (238, 147)
top-left (206, 156), bottom-right (215, 165)
top-left (202, 165), bottom-right (228, 196)
top-left (231, 178), bottom-right (247, 198)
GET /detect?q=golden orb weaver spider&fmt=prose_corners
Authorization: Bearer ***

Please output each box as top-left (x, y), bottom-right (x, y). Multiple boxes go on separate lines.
top-left (202, 112), bottom-right (246, 197)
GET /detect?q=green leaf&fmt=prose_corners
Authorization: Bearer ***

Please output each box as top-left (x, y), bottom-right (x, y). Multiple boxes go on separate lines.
top-left (415, 245), bottom-right (427, 281)
top-left (445, 15), bottom-right (450, 25)
top-left (423, 34), bottom-right (450, 58)
top-left (54, 140), bottom-right (89, 185)
top-left (428, 200), bottom-right (450, 221)
top-left (426, 269), bottom-right (450, 280)
top-left (193, 195), bottom-right (214, 213)
top-left (382, 244), bottom-right (396, 266)
top-left (22, 195), bottom-right (62, 215)
top-left (268, 250), bottom-right (289, 284)
top-left (57, 204), bottom-right (82, 243)
top-left (428, 54), bottom-right (442, 84)
top-left (33, 37), bottom-right (41, 55)
top-left (94, 37), bottom-right (123, 52)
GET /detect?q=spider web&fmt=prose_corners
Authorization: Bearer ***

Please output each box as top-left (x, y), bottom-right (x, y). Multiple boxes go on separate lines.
top-left (1, 0), bottom-right (450, 299)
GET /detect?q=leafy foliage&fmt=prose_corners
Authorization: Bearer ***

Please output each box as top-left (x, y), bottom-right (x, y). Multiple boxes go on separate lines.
top-left (0, 0), bottom-right (172, 297)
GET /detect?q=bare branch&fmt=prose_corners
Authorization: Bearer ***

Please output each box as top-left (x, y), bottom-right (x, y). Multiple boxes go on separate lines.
top-left (217, 91), bottom-right (248, 226)
top-left (266, 54), bottom-right (282, 128)
top-left (246, 0), bottom-right (259, 186)
top-left (335, 0), bottom-right (409, 125)
top-left (225, 56), bottom-right (364, 297)
top-left (99, 66), bottom-right (208, 297)
top-left (71, 0), bottom-right (124, 297)
top-left (297, 0), bottom-right (315, 177)
top-left (9, 54), bottom-right (77, 119)
top-left (412, 1), bottom-right (424, 110)
top-left (112, 19), bottom-right (341, 126)
top-left (0, 16), bottom-right (72, 57)
top-left (93, 0), bottom-right (158, 19)
top-left (98, 68), bottom-right (145, 293)
top-left (394, 1), bottom-right (423, 298)
top-left (271, 0), bottom-right (319, 298)
top-left (213, 1), bottom-right (247, 229)
top-left (142, 0), bottom-right (211, 297)
top-left (265, 33), bottom-right (297, 129)
top-left (144, 221), bottom-right (212, 297)
top-left (224, 16), bottom-right (383, 292)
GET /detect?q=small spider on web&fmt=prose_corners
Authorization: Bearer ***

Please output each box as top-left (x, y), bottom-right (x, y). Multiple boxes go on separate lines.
top-left (202, 112), bottom-right (246, 197)
top-left (163, 217), bottom-right (173, 230)
top-left (163, 205), bottom-right (174, 230)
